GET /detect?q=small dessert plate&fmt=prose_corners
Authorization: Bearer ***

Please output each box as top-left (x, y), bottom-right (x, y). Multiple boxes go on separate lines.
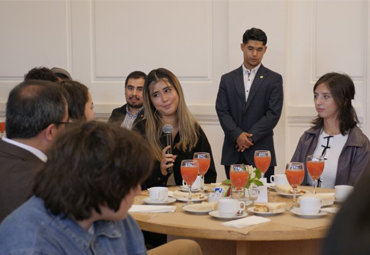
top-left (183, 205), bottom-right (213, 214)
top-left (175, 195), bottom-right (208, 203)
top-left (143, 197), bottom-right (176, 205)
top-left (177, 186), bottom-right (209, 192)
top-left (277, 190), bottom-right (309, 198)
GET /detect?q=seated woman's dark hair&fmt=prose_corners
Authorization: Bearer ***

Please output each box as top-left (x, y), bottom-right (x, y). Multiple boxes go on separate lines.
top-left (312, 72), bottom-right (359, 135)
top-left (33, 121), bottom-right (153, 221)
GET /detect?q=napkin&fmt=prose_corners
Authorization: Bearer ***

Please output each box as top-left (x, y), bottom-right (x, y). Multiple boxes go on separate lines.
top-left (221, 216), bottom-right (271, 229)
top-left (129, 205), bottom-right (176, 213)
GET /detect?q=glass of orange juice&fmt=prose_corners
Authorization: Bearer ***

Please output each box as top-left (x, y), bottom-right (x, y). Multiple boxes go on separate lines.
top-left (193, 152), bottom-right (210, 194)
top-left (180, 159), bottom-right (199, 205)
top-left (0, 118), bottom-right (5, 138)
top-left (306, 155), bottom-right (325, 194)
top-left (254, 150), bottom-right (271, 178)
top-left (286, 162), bottom-right (305, 208)
top-left (230, 164), bottom-right (249, 206)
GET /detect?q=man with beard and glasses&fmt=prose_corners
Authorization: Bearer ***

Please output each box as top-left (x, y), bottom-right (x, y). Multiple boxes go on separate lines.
top-left (109, 71), bottom-right (146, 130)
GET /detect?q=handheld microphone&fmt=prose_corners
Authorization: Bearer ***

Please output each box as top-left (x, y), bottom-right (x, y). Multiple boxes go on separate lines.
top-left (162, 124), bottom-right (173, 174)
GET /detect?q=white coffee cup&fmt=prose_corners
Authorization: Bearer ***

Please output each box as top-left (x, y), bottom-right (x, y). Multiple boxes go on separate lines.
top-left (182, 175), bottom-right (202, 190)
top-left (218, 199), bottom-right (246, 217)
top-left (299, 196), bottom-right (323, 215)
top-left (335, 185), bottom-right (354, 202)
top-left (270, 174), bottom-right (289, 185)
top-left (148, 187), bottom-right (168, 202)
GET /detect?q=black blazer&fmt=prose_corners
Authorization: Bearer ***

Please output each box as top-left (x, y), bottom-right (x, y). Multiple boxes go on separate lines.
top-left (0, 139), bottom-right (45, 222)
top-left (216, 64), bottom-right (283, 167)
top-left (108, 104), bottom-right (144, 127)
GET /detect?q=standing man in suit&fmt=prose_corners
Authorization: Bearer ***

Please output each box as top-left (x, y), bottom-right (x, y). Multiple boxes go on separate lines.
top-left (216, 27), bottom-right (283, 181)
top-left (108, 71), bottom-right (146, 129)
top-left (0, 80), bottom-right (69, 222)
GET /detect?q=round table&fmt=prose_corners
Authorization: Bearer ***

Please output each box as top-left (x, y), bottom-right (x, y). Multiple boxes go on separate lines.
top-left (132, 186), bottom-right (337, 255)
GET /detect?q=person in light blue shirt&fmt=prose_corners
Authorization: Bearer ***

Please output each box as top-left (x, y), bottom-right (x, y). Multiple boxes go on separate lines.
top-left (0, 121), bottom-right (202, 255)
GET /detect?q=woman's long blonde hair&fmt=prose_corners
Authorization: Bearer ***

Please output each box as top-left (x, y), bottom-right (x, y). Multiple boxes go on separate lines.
top-left (143, 68), bottom-right (199, 161)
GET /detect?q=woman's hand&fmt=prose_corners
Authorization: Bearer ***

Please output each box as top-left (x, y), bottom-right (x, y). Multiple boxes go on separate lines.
top-left (160, 145), bottom-right (177, 176)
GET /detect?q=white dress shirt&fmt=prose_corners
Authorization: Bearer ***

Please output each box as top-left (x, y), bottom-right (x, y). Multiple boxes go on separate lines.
top-left (2, 137), bottom-right (47, 162)
top-left (242, 63), bottom-right (261, 102)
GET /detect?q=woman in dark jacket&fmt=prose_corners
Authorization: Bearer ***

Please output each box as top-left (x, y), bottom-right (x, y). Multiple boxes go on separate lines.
top-left (291, 72), bottom-right (370, 188)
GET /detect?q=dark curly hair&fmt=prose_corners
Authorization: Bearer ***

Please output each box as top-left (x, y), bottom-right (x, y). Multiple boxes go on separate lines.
top-left (33, 121), bottom-right (153, 220)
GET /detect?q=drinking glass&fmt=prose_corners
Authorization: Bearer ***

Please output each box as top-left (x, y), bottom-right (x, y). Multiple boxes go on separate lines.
top-left (306, 155), bottom-right (325, 194)
top-left (230, 164), bottom-right (249, 206)
top-left (254, 150), bottom-right (271, 178)
top-left (193, 152), bottom-right (210, 194)
top-left (180, 159), bottom-right (199, 205)
top-left (286, 162), bottom-right (305, 208)
top-left (0, 119), bottom-right (5, 138)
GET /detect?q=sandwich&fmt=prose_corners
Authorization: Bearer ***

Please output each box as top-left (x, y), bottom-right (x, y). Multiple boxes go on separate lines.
top-left (172, 190), bottom-right (206, 200)
top-left (185, 202), bottom-right (217, 211)
top-left (254, 202), bottom-right (286, 213)
top-left (275, 185), bottom-right (306, 194)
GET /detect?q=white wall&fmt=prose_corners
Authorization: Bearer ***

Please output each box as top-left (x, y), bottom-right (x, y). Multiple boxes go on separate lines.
top-left (0, 0), bottom-right (369, 181)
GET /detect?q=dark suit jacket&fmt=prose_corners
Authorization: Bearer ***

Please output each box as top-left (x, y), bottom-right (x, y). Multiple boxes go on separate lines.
top-left (108, 104), bottom-right (144, 128)
top-left (216, 64), bottom-right (283, 166)
top-left (0, 139), bottom-right (45, 222)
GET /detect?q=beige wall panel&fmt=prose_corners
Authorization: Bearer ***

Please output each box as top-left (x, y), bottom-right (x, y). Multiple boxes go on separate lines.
top-left (0, 0), bottom-right (72, 102)
top-left (93, 1), bottom-right (211, 79)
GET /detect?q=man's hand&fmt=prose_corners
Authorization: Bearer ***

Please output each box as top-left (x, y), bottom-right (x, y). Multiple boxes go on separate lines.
top-left (236, 132), bottom-right (254, 152)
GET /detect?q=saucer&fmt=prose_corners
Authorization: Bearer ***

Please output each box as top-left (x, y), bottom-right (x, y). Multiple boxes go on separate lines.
top-left (291, 208), bottom-right (327, 219)
top-left (247, 207), bottom-right (285, 216)
top-left (209, 210), bottom-right (248, 220)
top-left (143, 197), bottom-right (176, 205)
top-left (183, 205), bottom-right (213, 214)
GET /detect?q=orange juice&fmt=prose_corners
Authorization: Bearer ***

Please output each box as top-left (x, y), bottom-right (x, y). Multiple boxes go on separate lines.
top-left (197, 158), bottom-right (210, 176)
top-left (230, 171), bottom-right (249, 189)
top-left (181, 166), bottom-right (198, 186)
top-left (254, 156), bottom-right (271, 174)
top-left (307, 161), bottom-right (324, 180)
top-left (286, 170), bottom-right (304, 188)
top-left (0, 122), bottom-right (5, 133)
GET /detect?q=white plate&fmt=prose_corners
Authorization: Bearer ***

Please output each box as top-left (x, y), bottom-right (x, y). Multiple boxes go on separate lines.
top-left (247, 206), bottom-right (285, 216)
top-left (183, 205), bottom-right (213, 214)
top-left (209, 210), bottom-right (248, 220)
top-left (177, 186), bottom-right (209, 192)
top-left (143, 197), bottom-right (176, 205)
top-left (290, 208), bottom-right (327, 219)
top-left (174, 195), bottom-right (208, 203)
top-left (277, 189), bottom-right (309, 198)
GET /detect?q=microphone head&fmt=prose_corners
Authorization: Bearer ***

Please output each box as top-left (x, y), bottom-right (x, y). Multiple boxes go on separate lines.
top-left (162, 124), bottom-right (173, 134)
